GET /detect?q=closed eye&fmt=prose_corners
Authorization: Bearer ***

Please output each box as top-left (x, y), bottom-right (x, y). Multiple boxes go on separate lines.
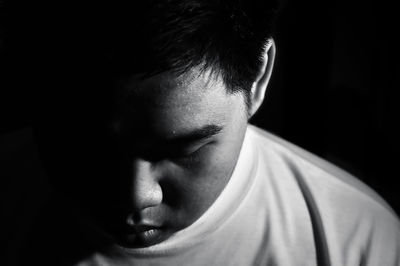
top-left (130, 124), bottom-right (223, 163)
top-left (170, 142), bottom-right (212, 166)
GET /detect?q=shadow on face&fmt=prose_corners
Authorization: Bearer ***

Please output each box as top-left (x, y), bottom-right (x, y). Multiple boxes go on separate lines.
top-left (34, 67), bottom-right (249, 249)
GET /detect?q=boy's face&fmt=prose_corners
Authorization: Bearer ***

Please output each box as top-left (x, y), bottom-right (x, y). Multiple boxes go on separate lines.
top-left (51, 67), bottom-right (249, 248)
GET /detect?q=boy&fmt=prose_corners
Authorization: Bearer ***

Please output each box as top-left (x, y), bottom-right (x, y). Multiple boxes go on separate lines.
top-left (23, 0), bottom-right (400, 265)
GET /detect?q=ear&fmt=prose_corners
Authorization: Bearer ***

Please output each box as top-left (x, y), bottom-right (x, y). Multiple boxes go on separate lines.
top-left (248, 38), bottom-right (276, 118)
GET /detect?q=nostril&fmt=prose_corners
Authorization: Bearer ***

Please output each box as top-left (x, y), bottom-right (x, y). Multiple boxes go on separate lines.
top-left (126, 212), bottom-right (140, 226)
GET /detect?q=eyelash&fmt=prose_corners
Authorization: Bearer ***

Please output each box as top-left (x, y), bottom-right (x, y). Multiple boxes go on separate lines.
top-left (172, 146), bottom-right (204, 166)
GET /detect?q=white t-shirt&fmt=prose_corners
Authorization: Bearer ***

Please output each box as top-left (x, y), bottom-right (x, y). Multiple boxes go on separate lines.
top-left (75, 125), bottom-right (400, 266)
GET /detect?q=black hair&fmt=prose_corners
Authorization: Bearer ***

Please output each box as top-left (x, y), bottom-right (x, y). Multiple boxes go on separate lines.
top-left (28, 0), bottom-right (281, 194)
top-left (29, 0), bottom-right (281, 128)
top-left (103, 0), bottom-right (281, 99)
top-left (28, 0), bottom-right (280, 115)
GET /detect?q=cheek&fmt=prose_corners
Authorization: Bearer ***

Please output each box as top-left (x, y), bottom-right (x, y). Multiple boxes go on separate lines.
top-left (159, 142), bottom-right (239, 214)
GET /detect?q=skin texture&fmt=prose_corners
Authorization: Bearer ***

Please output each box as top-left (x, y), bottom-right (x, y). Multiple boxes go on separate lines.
top-left (58, 68), bottom-right (250, 248)
top-left (40, 40), bottom-right (274, 249)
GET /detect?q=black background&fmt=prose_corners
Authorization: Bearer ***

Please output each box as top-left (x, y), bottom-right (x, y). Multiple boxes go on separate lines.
top-left (1, 0), bottom-right (399, 218)
top-left (252, 0), bottom-right (400, 214)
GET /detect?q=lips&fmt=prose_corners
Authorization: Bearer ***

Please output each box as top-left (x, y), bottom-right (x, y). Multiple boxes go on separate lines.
top-left (127, 224), bottom-right (159, 234)
top-left (115, 224), bottom-right (166, 248)
top-left (87, 208), bottom-right (169, 248)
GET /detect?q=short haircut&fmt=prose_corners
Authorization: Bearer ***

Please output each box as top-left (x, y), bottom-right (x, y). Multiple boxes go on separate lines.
top-left (30, 0), bottom-right (281, 185)
top-left (104, 0), bottom-right (281, 99)
top-left (32, 0), bottom-right (281, 120)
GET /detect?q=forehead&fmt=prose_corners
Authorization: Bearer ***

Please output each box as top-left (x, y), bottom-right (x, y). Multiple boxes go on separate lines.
top-left (122, 69), bottom-right (221, 109)
top-left (113, 68), bottom-right (245, 138)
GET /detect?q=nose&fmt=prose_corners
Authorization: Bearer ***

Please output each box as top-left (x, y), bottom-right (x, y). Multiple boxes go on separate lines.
top-left (129, 158), bottom-right (163, 211)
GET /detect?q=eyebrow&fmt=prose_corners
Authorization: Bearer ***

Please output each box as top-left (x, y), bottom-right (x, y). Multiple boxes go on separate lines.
top-left (165, 124), bottom-right (223, 144)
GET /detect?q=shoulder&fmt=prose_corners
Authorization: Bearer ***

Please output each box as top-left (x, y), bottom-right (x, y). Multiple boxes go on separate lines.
top-left (248, 125), bottom-right (400, 264)
top-left (248, 124), bottom-right (397, 216)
